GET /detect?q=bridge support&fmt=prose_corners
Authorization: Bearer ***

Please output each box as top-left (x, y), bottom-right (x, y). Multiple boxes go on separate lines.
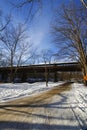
top-left (54, 71), bottom-right (58, 82)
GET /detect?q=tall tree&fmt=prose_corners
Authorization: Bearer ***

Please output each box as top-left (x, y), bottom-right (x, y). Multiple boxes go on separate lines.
top-left (0, 10), bottom-right (11, 66)
top-left (0, 23), bottom-right (32, 82)
top-left (52, 3), bottom-right (87, 85)
top-left (41, 49), bottom-right (53, 86)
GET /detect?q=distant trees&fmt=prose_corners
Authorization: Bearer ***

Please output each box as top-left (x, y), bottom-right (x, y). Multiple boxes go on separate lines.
top-left (52, 3), bottom-right (87, 85)
top-left (41, 50), bottom-right (53, 64)
top-left (28, 50), bottom-right (40, 65)
top-left (0, 23), bottom-right (32, 82)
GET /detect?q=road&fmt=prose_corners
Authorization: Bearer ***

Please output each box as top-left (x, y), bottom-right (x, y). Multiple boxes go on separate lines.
top-left (0, 82), bottom-right (87, 130)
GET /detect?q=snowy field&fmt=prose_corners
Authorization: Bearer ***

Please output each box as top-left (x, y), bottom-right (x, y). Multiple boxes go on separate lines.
top-left (0, 82), bottom-right (63, 103)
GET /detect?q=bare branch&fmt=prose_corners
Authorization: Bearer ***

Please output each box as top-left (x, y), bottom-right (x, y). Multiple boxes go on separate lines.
top-left (0, 13), bottom-right (11, 32)
top-left (80, 0), bottom-right (87, 8)
top-left (10, 0), bottom-right (42, 23)
top-left (51, 2), bottom-right (87, 80)
top-left (0, 23), bottom-right (32, 82)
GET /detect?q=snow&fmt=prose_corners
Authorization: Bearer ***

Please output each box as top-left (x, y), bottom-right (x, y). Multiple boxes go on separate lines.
top-left (0, 82), bottom-right (87, 129)
top-left (65, 83), bottom-right (87, 129)
top-left (0, 82), bottom-right (62, 103)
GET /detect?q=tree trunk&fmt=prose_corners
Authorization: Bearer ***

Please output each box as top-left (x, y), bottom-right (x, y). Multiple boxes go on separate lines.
top-left (10, 67), bottom-right (14, 83)
top-left (45, 63), bottom-right (48, 87)
top-left (85, 81), bottom-right (87, 86)
top-left (83, 65), bottom-right (87, 86)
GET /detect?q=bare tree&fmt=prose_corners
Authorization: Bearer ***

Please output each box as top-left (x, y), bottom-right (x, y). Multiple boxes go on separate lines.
top-left (11, 0), bottom-right (42, 8)
top-left (0, 23), bottom-right (32, 82)
top-left (0, 10), bottom-right (10, 32)
top-left (10, 0), bottom-right (55, 23)
top-left (0, 10), bottom-right (11, 67)
top-left (41, 50), bottom-right (53, 64)
top-left (0, 51), bottom-right (5, 66)
top-left (28, 49), bottom-right (40, 65)
top-left (80, 0), bottom-right (87, 8)
top-left (10, 0), bottom-right (42, 23)
top-left (41, 49), bottom-right (53, 86)
top-left (52, 3), bottom-right (87, 85)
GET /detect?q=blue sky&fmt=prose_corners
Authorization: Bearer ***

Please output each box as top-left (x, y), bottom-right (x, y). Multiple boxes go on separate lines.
top-left (0, 0), bottom-right (81, 55)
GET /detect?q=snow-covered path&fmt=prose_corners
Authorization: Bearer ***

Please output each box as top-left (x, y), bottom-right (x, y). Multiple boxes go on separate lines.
top-left (0, 82), bottom-right (87, 130)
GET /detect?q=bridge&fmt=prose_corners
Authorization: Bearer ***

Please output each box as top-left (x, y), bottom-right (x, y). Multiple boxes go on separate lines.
top-left (0, 62), bottom-right (81, 72)
top-left (0, 62), bottom-right (82, 82)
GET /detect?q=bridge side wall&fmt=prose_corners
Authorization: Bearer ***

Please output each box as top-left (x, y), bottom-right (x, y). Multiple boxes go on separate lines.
top-left (0, 70), bottom-right (83, 83)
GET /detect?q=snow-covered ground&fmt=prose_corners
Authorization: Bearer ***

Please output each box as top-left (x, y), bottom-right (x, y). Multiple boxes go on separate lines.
top-left (62, 83), bottom-right (87, 129)
top-left (0, 82), bottom-right (63, 103)
top-left (0, 82), bottom-right (87, 129)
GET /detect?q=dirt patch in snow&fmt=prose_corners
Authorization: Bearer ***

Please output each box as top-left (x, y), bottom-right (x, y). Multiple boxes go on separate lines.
top-left (0, 82), bottom-right (71, 106)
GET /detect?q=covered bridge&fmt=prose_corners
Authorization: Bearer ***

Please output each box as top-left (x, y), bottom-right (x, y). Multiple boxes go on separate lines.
top-left (0, 62), bottom-right (82, 83)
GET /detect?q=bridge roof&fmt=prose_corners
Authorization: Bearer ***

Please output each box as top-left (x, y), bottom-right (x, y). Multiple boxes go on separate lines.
top-left (0, 62), bottom-right (81, 72)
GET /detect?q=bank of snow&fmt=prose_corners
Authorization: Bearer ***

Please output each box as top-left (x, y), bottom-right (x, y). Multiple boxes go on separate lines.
top-left (65, 83), bottom-right (87, 129)
top-left (0, 82), bottom-right (62, 103)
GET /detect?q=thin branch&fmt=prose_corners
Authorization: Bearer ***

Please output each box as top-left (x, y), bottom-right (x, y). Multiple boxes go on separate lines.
top-left (80, 0), bottom-right (87, 8)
